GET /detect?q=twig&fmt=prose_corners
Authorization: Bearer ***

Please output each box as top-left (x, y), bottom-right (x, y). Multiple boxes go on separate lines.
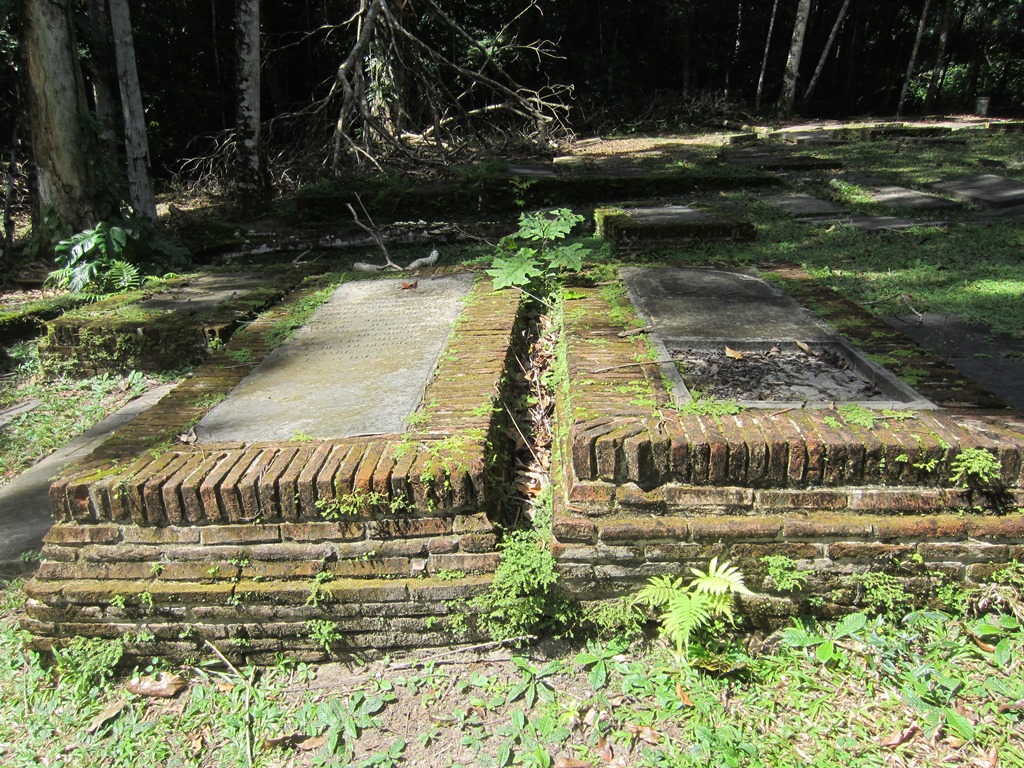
top-left (346, 194), bottom-right (401, 270)
top-left (509, 284), bottom-right (555, 309)
top-left (617, 325), bottom-right (653, 338)
top-left (901, 294), bottom-right (924, 322)
top-left (770, 405), bottom-right (805, 416)
top-left (591, 359), bottom-right (675, 374)
top-left (204, 640), bottom-right (254, 768)
top-left (504, 402), bottom-right (540, 465)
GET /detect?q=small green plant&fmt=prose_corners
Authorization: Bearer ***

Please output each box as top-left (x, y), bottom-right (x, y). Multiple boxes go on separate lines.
top-left (850, 570), bottom-right (912, 616)
top-left (316, 489), bottom-right (411, 519)
top-left (436, 569), bottom-right (466, 582)
top-left (47, 218), bottom-right (188, 296)
top-left (678, 393), bottom-right (743, 417)
top-left (949, 447), bottom-right (1001, 488)
top-left (50, 637), bottom-right (124, 697)
top-left (307, 619), bottom-right (343, 652)
top-left (486, 208), bottom-right (590, 294)
top-left (469, 530), bottom-right (568, 642)
top-left (227, 347), bottom-right (254, 364)
top-left (634, 558), bottom-right (752, 658)
top-left (837, 404), bottom-right (876, 429)
top-left (307, 570), bottom-right (335, 607)
top-left (780, 612), bottom-right (869, 665)
top-left (507, 656), bottom-right (563, 710)
top-left (761, 555), bottom-right (809, 593)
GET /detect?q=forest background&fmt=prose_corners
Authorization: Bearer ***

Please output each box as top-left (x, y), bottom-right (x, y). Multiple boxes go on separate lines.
top-left (0, 0), bottom-right (1022, 263)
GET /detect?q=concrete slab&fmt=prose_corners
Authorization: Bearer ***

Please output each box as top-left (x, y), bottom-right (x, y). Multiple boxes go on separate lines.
top-left (135, 272), bottom-right (268, 315)
top-left (597, 205), bottom-right (756, 247)
top-left (0, 384), bottom-right (174, 565)
top-left (623, 267), bottom-right (838, 345)
top-left (884, 313), bottom-right (1024, 412)
top-left (623, 267), bottom-right (934, 409)
top-left (863, 184), bottom-right (961, 211)
top-left (798, 214), bottom-right (944, 231)
top-left (764, 193), bottom-right (845, 217)
top-left (196, 273), bottom-right (474, 442)
top-left (931, 174), bottom-right (1024, 207)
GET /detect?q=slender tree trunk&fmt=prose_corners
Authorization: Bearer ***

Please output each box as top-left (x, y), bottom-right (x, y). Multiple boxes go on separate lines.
top-left (777, 0), bottom-right (812, 116)
top-left (924, 0), bottom-right (953, 113)
top-left (897, 0), bottom-right (932, 116)
top-left (755, 0), bottom-right (780, 109)
top-left (23, 0), bottom-right (99, 232)
top-left (108, 0), bottom-right (156, 221)
top-left (803, 0), bottom-right (852, 105)
top-left (727, 0), bottom-right (743, 97)
top-left (84, 0), bottom-right (117, 139)
top-left (234, 0), bottom-right (267, 206)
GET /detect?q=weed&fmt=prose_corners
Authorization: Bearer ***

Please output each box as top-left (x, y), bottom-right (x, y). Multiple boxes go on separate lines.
top-left (436, 569), bottom-right (466, 582)
top-left (761, 555), bottom-right (809, 593)
top-left (507, 656), bottom-right (563, 710)
top-left (226, 347), bottom-right (254, 364)
top-left (486, 208), bottom-right (590, 297)
top-left (677, 393), bottom-right (743, 417)
top-left (316, 489), bottom-right (412, 519)
top-left (307, 619), bottom-right (343, 652)
top-left (50, 636), bottom-right (124, 697)
top-left (850, 570), bottom-right (913, 616)
top-left (950, 447), bottom-right (1001, 487)
top-left (191, 393), bottom-right (226, 408)
top-left (837, 403), bottom-right (876, 429)
top-left (307, 570), bottom-right (335, 607)
top-left (469, 529), bottom-right (568, 642)
top-left (634, 558), bottom-right (752, 658)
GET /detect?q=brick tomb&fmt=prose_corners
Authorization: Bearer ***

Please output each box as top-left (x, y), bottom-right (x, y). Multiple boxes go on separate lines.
top-left (24, 270), bottom-right (525, 661)
top-left (553, 267), bottom-right (1024, 625)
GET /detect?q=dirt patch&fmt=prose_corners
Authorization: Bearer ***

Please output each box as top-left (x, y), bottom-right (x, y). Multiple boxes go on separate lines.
top-left (673, 345), bottom-right (886, 402)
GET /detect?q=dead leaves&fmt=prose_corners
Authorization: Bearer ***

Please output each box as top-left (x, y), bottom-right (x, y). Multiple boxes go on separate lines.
top-left (879, 723), bottom-right (920, 748)
top-left (125, 671), bottom-right (187, 698)
top-left (263, 732), bottom-right (328, 752)
top-left (724, 345), bottom-right (744, 360)
top-left (86, 698), bottom-right (128, 734)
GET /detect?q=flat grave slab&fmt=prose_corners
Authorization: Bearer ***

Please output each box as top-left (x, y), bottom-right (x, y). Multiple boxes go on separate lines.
top-left (864, 184), bottom-right (959, 210)
top-left (884, 312), bottom-right (1024, 412)
top-left (720, 146), bottom-right (840, 170)
top-left (763, 192), bottom-right (845, 217)
top-left (931, 174), bottom-right (1024, 207)
top-left (800, 214), bottom-right (942, 231)
top-left (135, 272), bottom-right (269, 314)
top-left (623, 266), bottom-right (933, 408)
top-left (196, 273), bottom-right (474, 442)
top-left (596, 205), bottom-right (755, 248)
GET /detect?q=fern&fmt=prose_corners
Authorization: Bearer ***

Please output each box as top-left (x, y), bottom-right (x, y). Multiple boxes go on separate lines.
top-left (634, 559), bottom-right (753, 659)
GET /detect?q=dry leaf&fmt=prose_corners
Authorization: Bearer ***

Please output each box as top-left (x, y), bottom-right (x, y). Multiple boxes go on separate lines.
top-left (879, 724), bottom-right (919, 748)
top-left (796, 340), bottom-right (816, 356)
top-left (401, 280), bottom-right (418, 290)
top-left (598, 735), bottom-right (614, 763)
top-left (977, 746), bottom-right (998, 768)
top-left (626, 723), bottom-right (660, 745)
top-left (295, 733), bottom-right (329, 751)
top-left (675, 682), bottom-right (694, 706)
top-left (967, 631), bottom-right (996, 654)
top-left (554, 758), bottom-right (593, 768)
top-left (126, 671), bottom-right (187, 698)
top-left (87, 698), bottom-right (128, 734)
top-left (177, 429), bottom-right (197, 445)
top-left (724, 346), bottom-right (744, 360)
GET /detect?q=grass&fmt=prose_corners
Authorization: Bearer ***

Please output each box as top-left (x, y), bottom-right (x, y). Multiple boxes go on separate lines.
top-left (0, 343), bottom-right (164, 484)
top-left (2, 573), bottom-right (1023, 767)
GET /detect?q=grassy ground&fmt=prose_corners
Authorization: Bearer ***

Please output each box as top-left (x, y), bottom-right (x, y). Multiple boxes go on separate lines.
top-left (2, 571), bottom-right (1024, 768)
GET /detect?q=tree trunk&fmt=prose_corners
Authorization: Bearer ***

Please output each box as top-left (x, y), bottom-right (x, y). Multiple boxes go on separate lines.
top-left (755, 0), bottom-right (780, 109)
top-left (777, 0), bottom-right (812, 116)
top-left (23, 0), bottom-right (100, 233)
top-left (897, 0), bottom-right (931, 116)
top-left (803, 0), bottom-right (852, 105)
top-left (923, 0), bottom-right (953, 113)
top-left (84, 0), bottom-right (117, 139)
top-left (234, 0), bottom-right (267, 206)
top-left (108, 0), bottom-right (157, 221)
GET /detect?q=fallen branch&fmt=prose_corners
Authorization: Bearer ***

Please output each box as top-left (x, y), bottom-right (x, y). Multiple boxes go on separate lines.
top-left (347, 194), bottom-right (401, 270)
top-left (591, 359), bottom-right (675, 374)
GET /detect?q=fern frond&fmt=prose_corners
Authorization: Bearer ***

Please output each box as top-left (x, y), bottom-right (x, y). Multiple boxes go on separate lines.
top-left (690, 557), bottom-right (753, 597)
top-left (659, 591), bottom-right (712, 654)
top-left (104, 260), bottom-right (142, 291)
top-left (635, 574), bottom-right (686, 609)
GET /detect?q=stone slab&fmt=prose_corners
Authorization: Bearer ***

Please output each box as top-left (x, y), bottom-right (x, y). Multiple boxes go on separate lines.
top-left (623, 266), bottom-right (835, 344)
top-left (931, 174), bottom-right (1024, 207)
top-left (798, 214), bottom-right (942, 231)
top-left (863, 184), bottom-right (960, 210)
top-left (136, 272), bottom-right (268, 315)
top-left (627, 206), bottom-right (718, 225)
top-left (623, 267), bottom-right (933, 409)
top-left (884, 313), bottom-right (1024, 412)
top-left (196, 274), bottom-right (474, 442)
top-left (764, 193), bottom-right (845, 217)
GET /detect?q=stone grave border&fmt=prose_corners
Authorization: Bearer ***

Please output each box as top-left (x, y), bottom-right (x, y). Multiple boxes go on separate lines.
top-left (24, 268), bottom-right (525, 661)
top-left (41, 268), bottom-right (310, 376)
top-left (551, 265), bottom-right (1024, 624)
